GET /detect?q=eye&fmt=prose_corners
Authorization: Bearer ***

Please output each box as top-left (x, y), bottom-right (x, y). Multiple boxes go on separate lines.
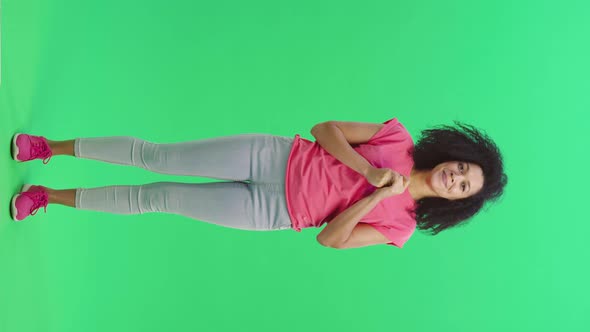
top-left (458, 163), bottom-right (464, 173)
top-left (461, 182), bottom-right (466, 192)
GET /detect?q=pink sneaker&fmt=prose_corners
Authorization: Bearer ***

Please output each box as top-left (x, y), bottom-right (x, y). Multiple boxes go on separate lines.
top-left (11, 185), bottom-right (50, 222)
top-left (12, 133), bottom-right (53, 164)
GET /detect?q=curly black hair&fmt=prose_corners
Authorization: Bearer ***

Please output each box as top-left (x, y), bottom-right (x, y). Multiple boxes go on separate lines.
top-left (412, 123), bottom-right (507, 235)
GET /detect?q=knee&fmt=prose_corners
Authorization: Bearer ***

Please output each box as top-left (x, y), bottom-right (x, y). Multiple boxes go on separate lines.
top-left (137, 183), bottom-right (171, 213)
top-left (135, 140), bottom-right (167, 171)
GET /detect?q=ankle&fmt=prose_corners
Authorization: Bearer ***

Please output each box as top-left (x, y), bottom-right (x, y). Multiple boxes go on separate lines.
top-left (45, 188), bottom-right (77, 207)
top-left (47, 139), bottom-right (75, 156)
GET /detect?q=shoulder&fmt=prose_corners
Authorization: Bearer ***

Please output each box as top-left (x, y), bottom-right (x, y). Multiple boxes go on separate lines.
top-left (369, 117), bottom-right (414, 146)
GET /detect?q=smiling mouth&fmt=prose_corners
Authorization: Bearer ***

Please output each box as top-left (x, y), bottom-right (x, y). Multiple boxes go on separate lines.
top-left (442, 170), bottom-right (448, 189)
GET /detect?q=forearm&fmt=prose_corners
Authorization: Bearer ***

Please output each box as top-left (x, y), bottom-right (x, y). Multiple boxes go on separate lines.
top-left (311, 122), bottom-right (372, 176)
top-left (317, 192), bottom-right (382, 247)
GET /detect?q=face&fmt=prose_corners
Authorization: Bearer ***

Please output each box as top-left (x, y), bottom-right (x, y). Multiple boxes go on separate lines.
top-left (429, 161), bottom-right (484, 200)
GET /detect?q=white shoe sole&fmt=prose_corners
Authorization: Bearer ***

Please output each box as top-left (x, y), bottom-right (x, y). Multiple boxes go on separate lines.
top-left (12, 133), bottom-right (22, 162)
top-left (11, 184), bottom-right (33, 222)
top-left (10, 194), bottom-right (19, 222)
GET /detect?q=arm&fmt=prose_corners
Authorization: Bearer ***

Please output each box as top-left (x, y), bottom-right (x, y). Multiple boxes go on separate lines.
top-left (316, 191), bottom-right (390, 249)
top-left (316, 169), bottom-right (410, 249)
top-left (310, 121), bottom-right (384, 177)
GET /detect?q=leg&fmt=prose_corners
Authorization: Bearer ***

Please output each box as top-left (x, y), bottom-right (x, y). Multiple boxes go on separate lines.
top-left (69, 134), bottom-right (293, 182)
top-left (47, 139), bottom-right (75, 156)
top-left (47, 188), bottom-right (76, 207)
top-left (48, 182), bottom-right (292, 231)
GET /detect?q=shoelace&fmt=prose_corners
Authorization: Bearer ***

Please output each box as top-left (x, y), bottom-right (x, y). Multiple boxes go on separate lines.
top-left (30, 139), bottom-right (53, 164)
top-left (22, 191), bottom-right (49, 216)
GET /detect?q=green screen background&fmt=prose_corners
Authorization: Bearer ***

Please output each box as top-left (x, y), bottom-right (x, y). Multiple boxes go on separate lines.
top-left (1, 1), bottom-right (589, 331)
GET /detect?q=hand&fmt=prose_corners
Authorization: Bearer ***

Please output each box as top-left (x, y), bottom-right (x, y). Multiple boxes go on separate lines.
top-left (372, 172), bottom-right (410, 199)
top-left (364, 166), bottom-right (399, 188)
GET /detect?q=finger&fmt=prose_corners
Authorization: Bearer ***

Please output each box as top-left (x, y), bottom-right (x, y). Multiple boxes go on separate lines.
top-left (392, 172), bottom-right (402, 183)
top-left (388, 169), bottom-right (399, 179)
top-left (391, 176), bottom-right (408, 193)
top-left (396, 178), bottom-right (406, 191)
top-left (385, 176), bottom-right (397, 187)
top-left (402, 176), bottom-right (411, 189)
top-left (380, 172), bottom-right (394, 187)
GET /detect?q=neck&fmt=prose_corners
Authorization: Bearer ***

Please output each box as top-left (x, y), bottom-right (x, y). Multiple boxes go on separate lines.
top-left (409, 169), bottom-right (436, 201)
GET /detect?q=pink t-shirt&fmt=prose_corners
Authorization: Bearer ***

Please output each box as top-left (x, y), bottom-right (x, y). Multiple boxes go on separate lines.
top-left (284, 118), bottom-right (417, 248)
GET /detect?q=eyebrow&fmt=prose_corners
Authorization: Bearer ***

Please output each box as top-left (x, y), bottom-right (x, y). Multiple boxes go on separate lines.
top-left (465, 163), bottom-right (471, 192)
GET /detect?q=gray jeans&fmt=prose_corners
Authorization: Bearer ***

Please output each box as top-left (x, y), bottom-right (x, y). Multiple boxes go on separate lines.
top-left (73, 134), bottom-right (294, 231)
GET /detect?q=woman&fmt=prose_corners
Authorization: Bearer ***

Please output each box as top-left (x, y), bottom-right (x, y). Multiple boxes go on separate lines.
top-left (10, 118), bottom-right (507, 249)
